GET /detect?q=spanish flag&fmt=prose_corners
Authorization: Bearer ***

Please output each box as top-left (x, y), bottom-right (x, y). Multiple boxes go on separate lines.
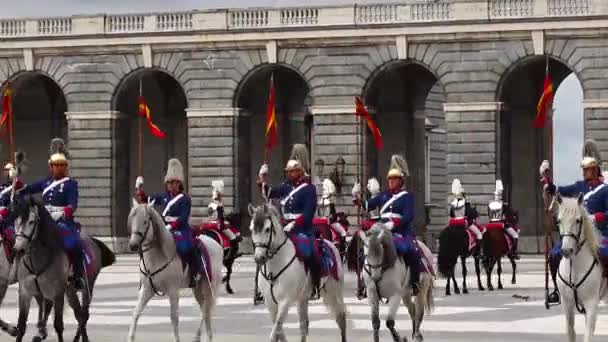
top-left (533, 73), bottom-right (554, 129)
top-left (265, 74), bottom-right (278, 152)
top-left (138, 95), bottom-right (166, 139)
top-left (355, 96), bottom-right (382, 150)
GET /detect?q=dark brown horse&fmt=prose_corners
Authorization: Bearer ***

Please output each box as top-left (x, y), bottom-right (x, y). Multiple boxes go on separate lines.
top-left (482, 223), bottom-right (517, 290)
top-left (345, 230), bottom-right (367, 299)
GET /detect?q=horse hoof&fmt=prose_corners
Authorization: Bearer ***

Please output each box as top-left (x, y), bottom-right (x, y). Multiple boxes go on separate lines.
top-left (226, 285), bottom-right (234, 295)
top-left (32, 337), bottom-right (42, 342)
top-left (445, 292), bottom-right (451, 296)
top-left (498, 284), bottom-right (503, 290)
top-left (7, 326), bottom-right (18, 337)
top-left (463, 289), bottom-right (469, 294)
top-left (454, 289), bottom-right (460, 295)
top-left (488, 287), bottom-right (494, 291)
top-left (511, 280), bottom-right (516, 285)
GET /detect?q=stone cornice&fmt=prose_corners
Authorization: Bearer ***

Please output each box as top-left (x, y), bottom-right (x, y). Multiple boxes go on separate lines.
top-left (186, 107), bottom-right (239, 117)
top-left (582, 99), bottom-right (608, 109)
top-left (65, 111), bottom-right (126, 120)
top-left (443, 102), bottom-right (503, 113)
top-left (310, 105), bottom-right (354, 115)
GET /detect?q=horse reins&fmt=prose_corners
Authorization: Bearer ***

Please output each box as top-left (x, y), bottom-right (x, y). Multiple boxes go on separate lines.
top-left (359, 235), bottom-right (393, 304)
top-left (557, 218), bottom-right (598, 314)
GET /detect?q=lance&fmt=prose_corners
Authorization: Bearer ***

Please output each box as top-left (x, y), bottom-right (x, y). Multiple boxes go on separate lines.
top-left (138, 78), bottom-right (144, 178)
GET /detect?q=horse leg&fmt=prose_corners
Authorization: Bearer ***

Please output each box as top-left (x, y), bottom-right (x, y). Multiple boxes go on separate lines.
top-left (386, 295), bottom-right (403, 342)
top-left (497, 258), bottom-right (503, 290)
top-left (53, 293), bottom-right (65, 342)
top-left (369, 293), bottom-right (381, 342)
top-left (168, 290), bottom-right (181, 342)
top-left (16, 291), bottom-right (32, 342)
top-left (0, 276), bottom-right (17, 336)
top-left (475, 256), bottom-right (484, 291)
top-left (66, 289), bottom-right (84, 342)
top-left (77, 290), bottom-right (92, 342)
top-left (269, 300), bottom-right (290, 342)
top-left (127, 286), bottom-right (154, 342)
top-left (297, 298), bottom-right (309, 342)
top-left (461, 256), bottom-right (468, 294)
top-left (510, 256), bottom-right (517, 284)
top-left (193, 284), bottom-right (215, 342)
top-left (452, 273), bottom-right (460, 295)
top-left (445, 272), bottom-right (451, 296)
top-left (486, 259), bottom-right (494, 291)
top-left (320, 280), bottom-right (347, 342)
top-left (563, 299), bottom-right (576, 342)
top-left (583, 300), bottom-right (599, 342)
top-left (225, 258), bottom-right (234, 295)
top-left (33, 297), bottom-right (52, 342)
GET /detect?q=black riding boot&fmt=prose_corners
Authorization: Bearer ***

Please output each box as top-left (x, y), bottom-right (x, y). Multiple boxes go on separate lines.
top-left (511, 238), bottom-right (520, 260)
top-left (69, 249), bottom-right (86, 291)
top-left (406, 252), bottom-right (421, 296)
top-left (547, 256), bottom-right (560, 304)
top-left (474, 239), bottom-right (483, 257)
top-left (189, 248), bottom-right (202, 288)
top-left (308, 255), bottom-right (322, 299)
top-left (339, 236), bottom-right (347, 255)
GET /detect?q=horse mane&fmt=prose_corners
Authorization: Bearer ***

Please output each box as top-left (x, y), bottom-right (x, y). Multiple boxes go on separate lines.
top-left (368, 224), bottom-right (397, 269)
top-left (558, 197), bottom-right (599, 257)
top-left (252, 203), bottom-right (283, 235)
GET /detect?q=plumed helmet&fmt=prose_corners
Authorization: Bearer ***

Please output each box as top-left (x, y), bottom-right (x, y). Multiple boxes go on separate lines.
top-left (494, 180), bottom-right (504, 201)
top-left (48, 138), bottom-right (69, 165)
top-left (285, 144), bottom-right (310, 173)
top-left (451, 179), bottom-right (465, 197)
top-left (164, 158), bottom-right (184, 184)
top-left (387, 154), bottom-right (409, 179)
top-left (581, 139), bottom-right (602, 170)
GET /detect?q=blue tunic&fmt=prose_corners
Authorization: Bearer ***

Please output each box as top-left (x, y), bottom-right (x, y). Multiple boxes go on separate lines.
top-left (20, 177), bottom-right (80, 251)
top-left (148, 191), bottom-right (194, 257)
top-left (0, 184), bottom-right (13, 233)
top-left (268, 180), bottom-right (317, 259)
top-left (551, 180), bottom-right (608, 259)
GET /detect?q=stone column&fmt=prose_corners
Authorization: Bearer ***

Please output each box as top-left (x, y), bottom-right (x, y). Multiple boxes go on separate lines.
top-left (310, 105), bottom-right (361, 223)
top-left (583, 100), bottom-right (608, 157)
top-left (443, 102), bottom-right (500, 214)
top-left (66, 111), bottom-right (129, 253)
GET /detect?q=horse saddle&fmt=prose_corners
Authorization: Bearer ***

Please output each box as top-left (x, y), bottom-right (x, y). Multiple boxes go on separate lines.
top-left (68, 239), bottom-right (96, 277)
top-left (317, 238), bottom-right (340, 281)
top-left (183, 240), bottom-right (213, 283)
top-left (195, 222), bottom-right (239, 250)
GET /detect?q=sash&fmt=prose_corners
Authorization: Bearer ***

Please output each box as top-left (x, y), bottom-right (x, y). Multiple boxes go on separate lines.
top-left (280, 183), bottom-right (308, 207)
top-left (163, 193), bottom-right (184, 217)
top-left (379, 191), bottom-right (408, 215)
top-left (584, 183), bottom-right (606, 202)
top-left (42, 177), bottom-right (70, 196)
top-left (0, 185), bottom-right (12, 198)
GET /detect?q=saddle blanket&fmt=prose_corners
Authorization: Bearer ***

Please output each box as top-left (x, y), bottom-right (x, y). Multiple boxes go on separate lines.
top-left (67, 238), bottom-right (96, 277)
top-left (485, 222), bottom-right (513, 251)
top-left (418, 244), bottom-right (435, 277)
top-left (195, 240), bottom-right (213, 283)
top-left (197, 222), bottom-right (240, 249)
top-left (289, 234), bottom-right (339, 281)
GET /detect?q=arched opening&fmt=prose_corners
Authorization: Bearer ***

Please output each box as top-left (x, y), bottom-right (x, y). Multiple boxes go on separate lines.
top-left (498, 56), bottom-right (577, 248)
top-left (235, 64), bottom-right (312, 225)
top-left (2, 73), bottom-right (67, 182)
top-left (363, 62), bottom-right (446, 237)
top-left (113, 69), bottom-right (188, 235)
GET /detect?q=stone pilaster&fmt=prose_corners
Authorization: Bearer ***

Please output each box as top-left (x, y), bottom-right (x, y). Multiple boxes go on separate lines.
top-left (66, 111), bottom-right (129, 253)
top-left (583, 100), bottom-right (608, 158)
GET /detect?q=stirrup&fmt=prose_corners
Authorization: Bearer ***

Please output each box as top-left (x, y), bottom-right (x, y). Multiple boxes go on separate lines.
top-left (254, 291), bottom-right (265, 306)
top-left (547, 290), bottom-right (561, 305)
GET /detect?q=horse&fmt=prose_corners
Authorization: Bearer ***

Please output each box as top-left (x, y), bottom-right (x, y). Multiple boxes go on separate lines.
top-left (554, 193), bottom-right (607, 342)
top-left (248, 203), bottom-right (347, 342)
top-left (314, 212), bottom-right (350, 261)
top-left (354, 224), bottom-right (434, 342)
top-left (127, 201), bottom-right (223, 342)
top-left (482, 221), bottom-right (517, 291)
top-left (12, 196), bottom-right (116, 342)
top-left (195, 212), bottom-right (243, 294)
top-left (0, 221), bottom-right (19, 337)
top-left (437, 222), bottom-right (484, 295)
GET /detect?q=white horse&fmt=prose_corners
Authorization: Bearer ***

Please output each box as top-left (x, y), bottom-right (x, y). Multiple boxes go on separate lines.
top-left (248, 203), bottom-right (347, 342)
top-left (555, 193), bottom-right (607, 342)
top-left (127, 202), bottom-right (223, 342)
top-left (360, 224), bottom-right (434, 342)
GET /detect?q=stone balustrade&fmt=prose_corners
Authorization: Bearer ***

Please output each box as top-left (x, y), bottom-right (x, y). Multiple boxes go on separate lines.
top-left (0, 0), bottom-right (605, 38)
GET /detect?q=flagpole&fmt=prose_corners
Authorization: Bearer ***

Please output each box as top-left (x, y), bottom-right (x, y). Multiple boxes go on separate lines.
top-left (7, 85), bottom-right (14, 165)
top-left (543, 55), bottom-right (553, 309)
top-left (138, 78), bottom-right (144, 177)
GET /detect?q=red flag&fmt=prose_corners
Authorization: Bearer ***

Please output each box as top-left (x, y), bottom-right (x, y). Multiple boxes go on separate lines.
top-left (355, 96), bottom-right (382, 150)
top-left (0, 87), bottom-right (11, 129)
top-left (265, 75), bottom-right (278, 152)
top-left (533, 74), bottom-right (554, 129)
top-left (138, 95), bottom-right (166, 139)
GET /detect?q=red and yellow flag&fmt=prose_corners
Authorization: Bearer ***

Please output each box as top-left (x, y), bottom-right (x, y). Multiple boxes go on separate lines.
top-left (0, 87), bottom-right (11, 129)
top-left (355, 96), bottom-right (382, 150)
top-left (265, 75), bottom-right (278, 152)
top-left (533, 74), bottom-right (554, 129)
top-left (138, 96), bottom-right (166, 139)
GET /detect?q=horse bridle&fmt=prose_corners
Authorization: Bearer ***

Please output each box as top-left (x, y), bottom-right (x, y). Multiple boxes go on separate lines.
top-left (359, 231), bottom-right (391, 304)
top-left (558, 218), bottom-right (586, 255)
top-left (15, 210), bottom-right (39, 244)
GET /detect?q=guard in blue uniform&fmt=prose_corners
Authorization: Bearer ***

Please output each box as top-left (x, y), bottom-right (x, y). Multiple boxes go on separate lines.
top-left (258, 144), bottom-right (321, 293)
top-left (543, 139), bottom-right (608, 304)
top-left (136, 158), bottom-right (201, 288)
top-left (354, 154), bottom-right (423, 294)
top-left (18, 138), bottom-right (85, 289)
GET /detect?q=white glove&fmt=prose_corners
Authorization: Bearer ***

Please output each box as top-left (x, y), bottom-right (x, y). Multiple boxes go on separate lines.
top-left (283, 221), bottom-right (296, 233)
top-left (351, 182), bottom-right (361, 197)
top-left (367, 178), bottom-right (380, 196)
top-left (384, 220), bottom-right (395, 230)
top-left (8, 167), bottom-right (16, 180)
top-left (165, 224), bottom-right (172, 231)
top-left (51, 211), bottom-right (64, 221)
top-left (259, 164), bottom-right (269, 176)
top-left (589, 215), bottom-right (596, 225)
top-left (539, 160), bottom-right (550, 177)
top-left (135, 176), bottom-right (144, 189)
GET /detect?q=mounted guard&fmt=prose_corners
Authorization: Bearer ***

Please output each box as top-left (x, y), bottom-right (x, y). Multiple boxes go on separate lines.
top-left (206, 180), bottom-right (242, 248)
top-left (543, 139), bottom-right (608, 305)
top-left (488, 180), bottom-right (520, 259)
top-left (257, 143), bottom-right (322, 295)
top-left (316, 178), bottom-right (348, 254)
top-left (353, 154), bottom-right (423, 294)
top-left (449, 178), bottom-right (483, 255)
top-left (135, 158), bottom-right (202, 288)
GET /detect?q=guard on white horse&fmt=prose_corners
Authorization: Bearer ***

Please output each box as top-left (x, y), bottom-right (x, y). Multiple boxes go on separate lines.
top-left (135, 158), bottom-right (203, 288)
top-left (543, 139), bottom-right (608, 306)
top-left (488, 180), bottom-right (520, 259)
top-left (318, 178), bottom-right (348, 254)
top-left (449, 178), bottom-right (483, 255)
top-left (353, 154), bottom-right (423, 294)
top-left (258, 144), bottom-right (323, 295)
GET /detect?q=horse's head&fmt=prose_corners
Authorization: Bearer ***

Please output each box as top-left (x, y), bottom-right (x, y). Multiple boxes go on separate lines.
top-left (248, 202), bottom-right (283, 265)
top-left (366, 223), bottom-right (397, 281)
top-left (13, 196), bottom-right (41, 253)
top-left (128, 199), bottom-right (156, 252)
top-left (555, 193), bottom-right (598, 258)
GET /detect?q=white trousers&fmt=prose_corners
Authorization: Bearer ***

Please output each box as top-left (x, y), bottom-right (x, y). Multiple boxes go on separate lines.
top-left (506, 227), bottom-right (519, 239)
top-left (331, 222), bottom-right (348, 238)
top-left (467, 224), bottom-right (483, 240)
top-left (222, 227), bottom-right (237, 240)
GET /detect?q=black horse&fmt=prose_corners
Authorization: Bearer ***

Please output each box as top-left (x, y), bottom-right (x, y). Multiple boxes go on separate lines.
top-left (438, 221), bottom-right (484, 295)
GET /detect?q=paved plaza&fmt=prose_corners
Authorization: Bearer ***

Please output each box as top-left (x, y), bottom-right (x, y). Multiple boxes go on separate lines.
top-left (1, 255), bottom-right (606, 341)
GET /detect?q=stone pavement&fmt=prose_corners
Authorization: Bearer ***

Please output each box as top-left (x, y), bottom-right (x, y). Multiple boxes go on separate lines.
top-left (1, 255), bottom-right (606, 341)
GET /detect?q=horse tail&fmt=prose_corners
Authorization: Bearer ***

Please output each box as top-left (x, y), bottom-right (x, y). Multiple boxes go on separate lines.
top-left (437, 226), bottom-right (460, 278)
top-left (346, 232), bottom-right (362, 272)
top-left (91, 237), bottom-right (117, 268)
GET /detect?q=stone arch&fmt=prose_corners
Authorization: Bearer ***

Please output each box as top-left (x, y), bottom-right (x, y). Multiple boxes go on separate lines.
top-left (362, 59), bottom-right (447, 237)
top-left (1, 71), bottom-right (67, 182)
top-left (496, 55), bottom-right (580, 243)
top-left (234, 63), bottom-right (312, 222)
top-left (112, 67), bottom-right (188, 231)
